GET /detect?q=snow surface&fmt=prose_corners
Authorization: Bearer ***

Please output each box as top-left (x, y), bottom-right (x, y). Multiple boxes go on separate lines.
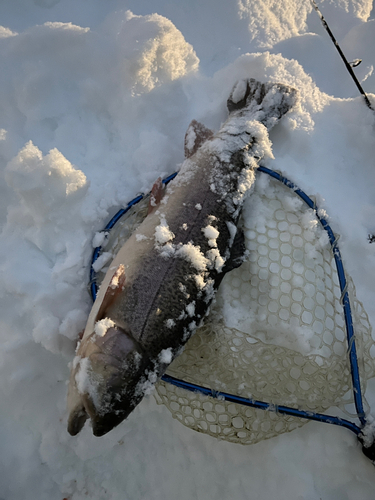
top-left (94, 318), bottom-right (115, 338)
top-left (1, 1), bottom-right (375, 499)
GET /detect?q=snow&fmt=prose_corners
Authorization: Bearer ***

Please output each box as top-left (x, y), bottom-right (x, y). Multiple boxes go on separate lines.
top-left (186, 302), bottom-right (196, 318)
top-left (135, 233), bottom-right (148, 241)
top-left (184, 124), bottom-right (197, 153)
top-left (154, 215), bottom-right (175, 245)
top-left (203, 224), bottom-right (220, 246)
top-left (230, 79), bottom-right (249, 104)
top-left (91, 251), bottom-right (113, 272)
top-left (175, 241), bottom-right (209, 272)
top-left (165, 318), bottom-right (176, 329)
top-left (91, 231), bottom-right (107, 249)
top-left (1, 1), bottom-right (375, 499)
top-left (158, 348), bottom-right (173, 365)
top-left (94, 318), bottom-right (115, 337)
top-left (74, 357), bottom-right (93, 396)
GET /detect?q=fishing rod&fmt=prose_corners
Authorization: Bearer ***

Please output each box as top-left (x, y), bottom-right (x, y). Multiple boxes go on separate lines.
top-left (310, 0), bottom-right (374, 111)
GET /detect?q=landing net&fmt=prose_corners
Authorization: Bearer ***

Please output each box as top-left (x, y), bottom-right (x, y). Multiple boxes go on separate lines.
top-left (92, 168), bottom-right (375, 445)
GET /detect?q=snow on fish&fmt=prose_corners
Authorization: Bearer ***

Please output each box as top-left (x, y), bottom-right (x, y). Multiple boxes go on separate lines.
top-left (67, 78), bottom-right (298, 437)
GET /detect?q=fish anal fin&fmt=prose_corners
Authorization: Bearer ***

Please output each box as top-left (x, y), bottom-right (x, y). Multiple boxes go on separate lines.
top-left (148, 177), bottom-right (165, 215)
top-left (96, 264), bottom-right (126, 321)
top-left (223, 227), bottom-right (247, 274)
top-left (184, 119), bottom-right (214, 158)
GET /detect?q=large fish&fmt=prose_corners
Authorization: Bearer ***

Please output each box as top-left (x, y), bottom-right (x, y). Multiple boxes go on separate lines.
top-left (67, 78), bottom-right (298, 436)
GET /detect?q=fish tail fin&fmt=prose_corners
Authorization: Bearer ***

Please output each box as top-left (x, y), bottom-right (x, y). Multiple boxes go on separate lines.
top-left (227, 78), bottom-right (298, 129)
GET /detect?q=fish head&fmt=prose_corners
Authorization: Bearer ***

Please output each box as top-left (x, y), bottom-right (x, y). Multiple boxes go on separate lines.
top-left (67, 325), bottom-right (150, 437)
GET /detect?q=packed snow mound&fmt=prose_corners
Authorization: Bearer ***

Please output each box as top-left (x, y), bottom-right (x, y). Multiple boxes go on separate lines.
top-left (103, 10), bottom-right (199, 94)
top-left (2, 142), bottom-right (90, 355)
top-left (5, 141), bottom-right (88, 248)
top-left (210, 51), bottom-right (328, 133)
top-left (238, 0), bottom-right (312, 47)
top-left (314, 0), bottom-right (373, 22)
top-left (0, 25), bottom-right (17, 37)
top-left (0, 11), bottom-right (200, 224)
top-left (5, 141), bottom-right (87, 214)
top-left (237, 0), bottom-right (372, 49)
top-left (306, 0), bottom-right (373, 40)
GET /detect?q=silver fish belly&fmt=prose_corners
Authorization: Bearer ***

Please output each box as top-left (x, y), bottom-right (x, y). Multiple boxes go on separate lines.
top-left (67, 78), bottom-right (298, 436)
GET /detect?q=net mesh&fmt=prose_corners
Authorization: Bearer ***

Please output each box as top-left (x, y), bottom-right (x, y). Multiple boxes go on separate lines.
top-left (94, 171), bottom-right (375, 445)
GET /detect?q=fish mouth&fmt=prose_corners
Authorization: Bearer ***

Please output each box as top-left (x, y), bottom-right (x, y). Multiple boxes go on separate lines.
top-left (83, 357), bottom-right (145, 437)
top-left (91, 404), bottom-right (135, 437)
top-left (67, 359), bottom-right (143, 437)
top-left (67, 390), bottom-right (136, 437)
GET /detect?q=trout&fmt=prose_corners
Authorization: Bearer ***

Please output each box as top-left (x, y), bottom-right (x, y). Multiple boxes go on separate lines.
top-left (67, 78), bottom-right (297, 436)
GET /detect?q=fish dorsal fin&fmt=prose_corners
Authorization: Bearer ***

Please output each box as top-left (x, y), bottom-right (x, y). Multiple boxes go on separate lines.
top-left (148, 177), bottom-right (165, 215)
top-left (95, 264), bottom-right (126, 322)
top-left (184, 119), bottom-right (214, 158)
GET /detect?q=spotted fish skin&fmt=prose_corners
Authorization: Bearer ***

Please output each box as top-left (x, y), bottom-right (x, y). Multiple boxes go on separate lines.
top-left (67, 79), bottom-right (298, 437)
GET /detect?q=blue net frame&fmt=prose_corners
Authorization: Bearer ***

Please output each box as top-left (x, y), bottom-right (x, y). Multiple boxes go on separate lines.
top-left (89, 166), bottom-right (375, 460)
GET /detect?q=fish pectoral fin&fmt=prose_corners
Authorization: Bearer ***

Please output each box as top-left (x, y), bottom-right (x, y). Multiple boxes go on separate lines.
top-left (148, 177), bottom-right (165, 214)
top-left (184, 119), bottom-right (214, 158)
top-left (223, 227), bottom-right (247, 273)
top-left (96, 264), bottom-right (126, 321)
